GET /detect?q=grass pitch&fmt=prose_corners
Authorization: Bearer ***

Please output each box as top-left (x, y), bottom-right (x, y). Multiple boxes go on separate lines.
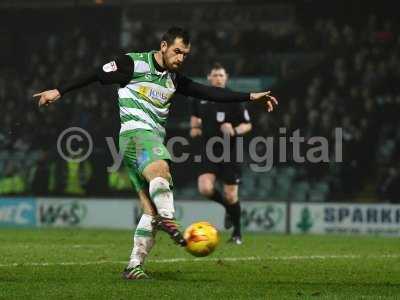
top-left (0, 229), bottom-right (399, 299)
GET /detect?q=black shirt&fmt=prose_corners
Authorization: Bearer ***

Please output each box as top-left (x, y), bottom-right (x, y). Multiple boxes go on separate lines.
top-left (191, 97), bottom-right (251, 142)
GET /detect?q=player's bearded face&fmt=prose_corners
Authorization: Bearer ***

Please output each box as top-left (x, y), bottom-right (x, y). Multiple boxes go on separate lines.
top-left (161, 38), bottom-right (191, 71)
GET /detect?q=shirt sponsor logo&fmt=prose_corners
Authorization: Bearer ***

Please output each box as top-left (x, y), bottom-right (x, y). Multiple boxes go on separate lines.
top-left (137, 85), bottom-right (171, 103)
top-left (149, 89), bottom-right (170, 102)
top-left (102, 61), bottom-right (117, 73)
top-left (138, 86), bottom-right (150, 96)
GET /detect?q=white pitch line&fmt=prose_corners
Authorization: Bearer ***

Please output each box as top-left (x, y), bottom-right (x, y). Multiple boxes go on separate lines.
top-left (0, 254), bottom-right (399, 268)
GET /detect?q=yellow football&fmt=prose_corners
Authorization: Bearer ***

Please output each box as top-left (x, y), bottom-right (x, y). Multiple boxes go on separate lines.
top-left (184, 221), bottom-right (219, 257)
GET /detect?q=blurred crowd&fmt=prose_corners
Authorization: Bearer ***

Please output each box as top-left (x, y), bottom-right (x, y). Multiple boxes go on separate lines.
top-left (121, 3), bottom-right (322, 77)
top-left (0, 9), bottom-right (121, 195)
top-left (258, 15), bottom-right (400, 202)
top-left (0, 6), bottom-right (399, 202)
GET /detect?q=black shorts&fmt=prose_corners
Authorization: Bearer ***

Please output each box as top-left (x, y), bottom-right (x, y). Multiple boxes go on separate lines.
top-left (198, 147), bottom-right (242, 185)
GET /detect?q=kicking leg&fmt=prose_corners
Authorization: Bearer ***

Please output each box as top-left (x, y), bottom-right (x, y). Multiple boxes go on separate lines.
top-left (119, 130), bottom-right (181, 279)
top-left (142, 159), bottom-right (186, 246)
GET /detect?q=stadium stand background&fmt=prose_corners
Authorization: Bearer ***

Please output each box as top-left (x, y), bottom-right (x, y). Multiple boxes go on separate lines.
top-left (0, 1), bottom-right (399, 203)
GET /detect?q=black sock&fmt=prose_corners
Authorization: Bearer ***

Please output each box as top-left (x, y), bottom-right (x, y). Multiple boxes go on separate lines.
top-left (210, 191), bottom-right (241, 236)
top-left (210, 189), bottom-right (228, 210)
top-left (227, 202), bottom-right (241, 237)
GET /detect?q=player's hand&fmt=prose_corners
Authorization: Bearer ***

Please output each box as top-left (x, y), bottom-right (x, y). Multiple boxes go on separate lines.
top-left (250, 91), bottom-right (278, 112)
top-left (33, 89), bottom-right (61, 107)
top-left (190, 128), bottom-right (202, 138)
top-left (220, 123), bottom-right (235, 136)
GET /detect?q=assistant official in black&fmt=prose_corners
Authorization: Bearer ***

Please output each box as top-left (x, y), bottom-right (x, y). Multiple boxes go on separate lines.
top-left (190, 63), bottom-right (252, 244)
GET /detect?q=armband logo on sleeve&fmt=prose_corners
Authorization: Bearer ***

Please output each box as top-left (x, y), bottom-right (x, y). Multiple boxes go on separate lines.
top-left (102, 61), bottom-right (118, 73)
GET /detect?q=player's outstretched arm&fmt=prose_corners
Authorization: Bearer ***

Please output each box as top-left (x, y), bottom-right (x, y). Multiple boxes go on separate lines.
top-left (33, 55), bottom-right (134, 107)
top-left (33, 70), bottom-right (97, 107)
top-left (33, 89), bottom-right (62, 107)
top-left (176, 75), bottom-right (278, 112)
top-left (249, 91), bottom-right (278, 112)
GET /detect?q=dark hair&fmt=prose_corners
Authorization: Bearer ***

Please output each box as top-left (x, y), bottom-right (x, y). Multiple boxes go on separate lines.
top-left (209, 62), bottom-right (226, 72)
top-left (161, 27), bottom-right (190, 46)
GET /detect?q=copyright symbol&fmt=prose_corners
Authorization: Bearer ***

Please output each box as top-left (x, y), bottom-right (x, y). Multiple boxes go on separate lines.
top-left (57, 127), bottom-right (93, 163)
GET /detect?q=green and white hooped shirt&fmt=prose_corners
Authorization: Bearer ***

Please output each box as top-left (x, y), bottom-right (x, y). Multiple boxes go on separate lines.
top-left (118, 51), bottom-right (177, 139)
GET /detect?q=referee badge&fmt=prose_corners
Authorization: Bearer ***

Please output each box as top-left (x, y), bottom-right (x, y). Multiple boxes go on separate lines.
top-left (216, 112), bottom-right (225, 122)
top-left (244, 109), bottom-right (250, 121)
